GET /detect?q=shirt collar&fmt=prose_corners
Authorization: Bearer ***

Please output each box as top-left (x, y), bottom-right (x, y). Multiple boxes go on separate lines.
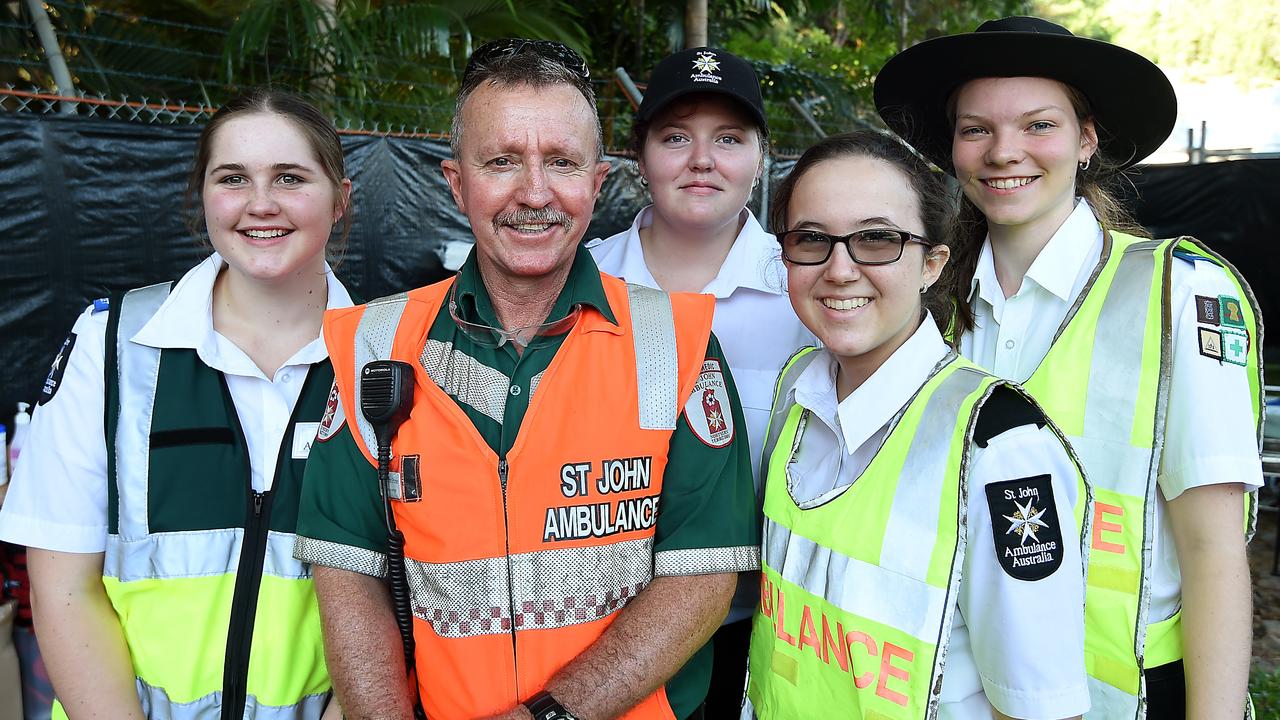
top-left (791, 315), bottom-right (950, 454)
top-left (131, 253), bottom-right (354, 368)
top-left (969, 200), bottom-right (1104, 304)
top-left (454, 242), bottom-right (617, 328)
top-left (602, 205), bottom-right (785, 298)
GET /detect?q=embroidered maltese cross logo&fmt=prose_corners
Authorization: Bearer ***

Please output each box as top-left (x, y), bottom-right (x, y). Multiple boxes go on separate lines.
top-left (1003, 498), bottom-right (1050, 545)
top-left (692, 51), bottom-right (720, 74)
top-left (702, 388), bottom-right (725, 432)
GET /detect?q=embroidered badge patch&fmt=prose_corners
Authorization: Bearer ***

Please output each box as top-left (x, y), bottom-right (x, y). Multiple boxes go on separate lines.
top-left (38, 333), bottom-right (77, 406)
top-left (1194, 295), bottom-right (1220, 325)
top-left (1219, 295), bottom-right (1246, 328)
top-left (683, 359), bottom-right (735, 448)
top-left (690, 50), bottom-right (722, 84)
top-left (316, 380), bottom-right (346, 442)
top-left (986, 474), bottom-right (1063, 581)
top-left (1198, 327), bottom-right (1224, 361)
top-left (1221, 327), bottom-right (1249, 366)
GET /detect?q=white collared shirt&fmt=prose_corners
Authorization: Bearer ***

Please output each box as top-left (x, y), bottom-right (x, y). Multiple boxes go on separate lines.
top-left (587, 206), bottom-right (817, 494)
top-left (781, 317), bottom-right (1089, 719)
top-left (959, 201), bottom-right (1263, 622)
top-left (0, 254), bottom-right (353, 553)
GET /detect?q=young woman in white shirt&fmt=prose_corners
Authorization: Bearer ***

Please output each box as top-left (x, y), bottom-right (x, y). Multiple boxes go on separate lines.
top-left (588, 47), bottom-right (814, 713)
top-left (0, 88), bottom-right (353, 719)
top-left (875, 16), bottom-right (1262, 719)
top-left (744, 130), bottom-right (1090, 720)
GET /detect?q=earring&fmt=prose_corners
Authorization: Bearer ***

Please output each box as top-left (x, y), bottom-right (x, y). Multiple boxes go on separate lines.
top-left (639, 176), bottom-right (649, 188)
top-left (920, 283), bottom-right (929, 294)
top-left (752, 176), bottom-right (760, 190)
top-left (1079, 157), bottom-right (1091, 171)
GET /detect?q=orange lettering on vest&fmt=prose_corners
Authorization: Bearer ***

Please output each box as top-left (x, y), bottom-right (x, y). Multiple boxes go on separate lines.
top-left (798, 605), bottom-right (822, 659)
top-left (876, 642), bottom-right (913, 707)
top-left (759, 575), bottom-right (774, 619)
top-left (775, 588), bottom-right (797, 647)
top-left (845, 630), bottom-right (877, 689)
top-left (1091, 501), bottom-right (1125, 554)
top-left (821, 615), bottom-right (848, 672)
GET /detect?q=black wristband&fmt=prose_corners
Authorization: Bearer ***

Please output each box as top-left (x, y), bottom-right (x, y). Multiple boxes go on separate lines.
top-left (524, 690), bottom-right (579, 720)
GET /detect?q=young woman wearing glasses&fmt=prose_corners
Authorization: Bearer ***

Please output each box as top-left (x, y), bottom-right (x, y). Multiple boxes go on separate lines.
top-left (743, 131), bottom-right (1091, 720)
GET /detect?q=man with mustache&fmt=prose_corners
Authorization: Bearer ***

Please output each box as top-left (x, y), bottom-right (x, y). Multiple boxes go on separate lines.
top-left (294, 39), bottom-right (759, 720)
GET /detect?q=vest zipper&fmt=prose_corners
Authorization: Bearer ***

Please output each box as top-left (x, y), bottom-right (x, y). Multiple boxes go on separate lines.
top-left (498, 458), bottom-right (521, 699)
top-left (221, 487), bottom-right (274, 720)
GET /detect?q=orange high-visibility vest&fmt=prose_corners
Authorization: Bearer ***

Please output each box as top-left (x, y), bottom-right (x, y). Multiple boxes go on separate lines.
top-left (324, 273), bottom-right (715, 719)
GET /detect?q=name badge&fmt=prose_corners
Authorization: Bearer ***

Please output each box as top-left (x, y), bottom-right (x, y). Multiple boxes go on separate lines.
top-left (293, 422), bottom-right (319, 460)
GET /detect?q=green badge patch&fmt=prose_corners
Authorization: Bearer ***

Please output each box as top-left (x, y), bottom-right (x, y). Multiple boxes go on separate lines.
top-left (1219, 295), bottom-right (1246, 328)
top-left (1222, 327), bottom-right (1249, 366)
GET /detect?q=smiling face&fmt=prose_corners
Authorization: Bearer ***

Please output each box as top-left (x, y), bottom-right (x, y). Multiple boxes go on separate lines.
top-left (441, 81), bottom-right (611, 290)
top-left (951, 76), bottom-right (1097, 241)
top-left (638, 94), bottom-right (763, 233)
top-left (784, 155), bottom-right (949, 388)
top-left (201, 112), bottom-right (350, 285)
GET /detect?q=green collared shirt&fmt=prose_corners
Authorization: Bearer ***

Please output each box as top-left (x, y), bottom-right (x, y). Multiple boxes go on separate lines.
top-left (297, 245), bottom-right (758, 718)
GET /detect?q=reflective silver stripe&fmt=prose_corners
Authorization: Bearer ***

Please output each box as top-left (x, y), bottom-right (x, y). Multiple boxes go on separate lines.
top-left (881, 362), bottom-right (985, 579)
top-left (762, 518), bottom-right (949, 644)
top-left (115, 282), bottom-right (172, 538)
top-left (405, 537), bottom-right (654, 638)
top-left (1082, 241), bottom-right (1160, 498)
top-left (626, 283), bottom-right (679, 430)
top-left (420, 339), bottom-right (511, 424)
top-left (351, 293), bottom-right (410, 459)
top-left (135, 676), bottom-right (329, 719)
top-left (653, 545), bottom-right (759, 576)
top-left (759, 348), bottom-right (820, 486)
top-left (106, 529), bottom-right (309, 582)
top-left (293, 535), bottom-right (388, 578)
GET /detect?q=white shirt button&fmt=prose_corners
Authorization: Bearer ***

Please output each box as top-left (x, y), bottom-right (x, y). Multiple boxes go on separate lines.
top-left (510, 385), bottom-right (522, 396)
top-left (281, 371), bottom-right (292, 383)
top-left (1005, 339), bottom-right (1016, 349)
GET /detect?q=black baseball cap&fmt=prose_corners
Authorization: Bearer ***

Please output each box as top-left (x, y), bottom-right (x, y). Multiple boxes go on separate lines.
top-left (637, 47), bottom-right (768, 133)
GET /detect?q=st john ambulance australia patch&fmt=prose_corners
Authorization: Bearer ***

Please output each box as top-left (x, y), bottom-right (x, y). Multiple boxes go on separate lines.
top-left (684, 359), bottom-right (735, 448)
top-left (316, 380), bottom-right (346, 442)
top-left (38, 333), bottom-right (77, 406)
top-left (986, 474), bottom-right (1063, 581)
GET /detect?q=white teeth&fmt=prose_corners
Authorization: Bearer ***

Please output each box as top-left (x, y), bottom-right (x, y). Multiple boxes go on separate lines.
top-left (243, 229), bottom-right (288, 239)
top-left (511, 223), bottom-right (552, 232)
top-left (984, 177), bottom-right (1034, 190)
top-left (822, 297), bottom-right (870, 311)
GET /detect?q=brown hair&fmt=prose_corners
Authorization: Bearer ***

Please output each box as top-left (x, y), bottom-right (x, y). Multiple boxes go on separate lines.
top-left (185, 87), bottom-right (352, 259)
top-left (770, 130), bottom-right (958, 335)
top-left (944, 80), bottom-right (1148, 336)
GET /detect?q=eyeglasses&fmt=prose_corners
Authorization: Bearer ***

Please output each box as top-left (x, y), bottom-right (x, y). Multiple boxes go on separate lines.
top-left (463, 39), bottom-right (590, 85)
top-left (448, 283), bottom-right (583, 350)
top-left (778, 228), bottom-right (933, 266)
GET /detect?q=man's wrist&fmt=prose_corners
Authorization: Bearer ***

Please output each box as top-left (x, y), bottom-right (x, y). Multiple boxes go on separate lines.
top-left (523, 691), bottom-right (579, 720)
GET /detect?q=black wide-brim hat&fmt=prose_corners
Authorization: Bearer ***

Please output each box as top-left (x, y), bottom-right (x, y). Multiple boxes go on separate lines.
top-left (638, 47), bottom-right (768, 133)
top-left (873, 16), bottom-right (1177, 175)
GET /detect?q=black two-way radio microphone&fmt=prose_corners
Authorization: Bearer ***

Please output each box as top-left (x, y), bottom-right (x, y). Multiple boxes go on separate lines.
top-left (359, 360), bottom-right (426, 719)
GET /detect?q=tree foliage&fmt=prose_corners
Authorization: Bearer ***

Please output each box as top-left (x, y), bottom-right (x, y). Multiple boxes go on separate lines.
top-left (1037, 0), bottom-right (1280, 84)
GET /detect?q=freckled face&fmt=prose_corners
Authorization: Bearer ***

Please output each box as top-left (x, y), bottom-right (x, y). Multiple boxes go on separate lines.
top-left (441, 82), bottom-right (610, 285)
top-left (784, 155), bottom-right (947, 380)
top-left (951, 77), bottom-right (1097, 237)
top-left (639, 94), bottom-right (762, 232)
top-left (201, 112), bottom-right (349, 284)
